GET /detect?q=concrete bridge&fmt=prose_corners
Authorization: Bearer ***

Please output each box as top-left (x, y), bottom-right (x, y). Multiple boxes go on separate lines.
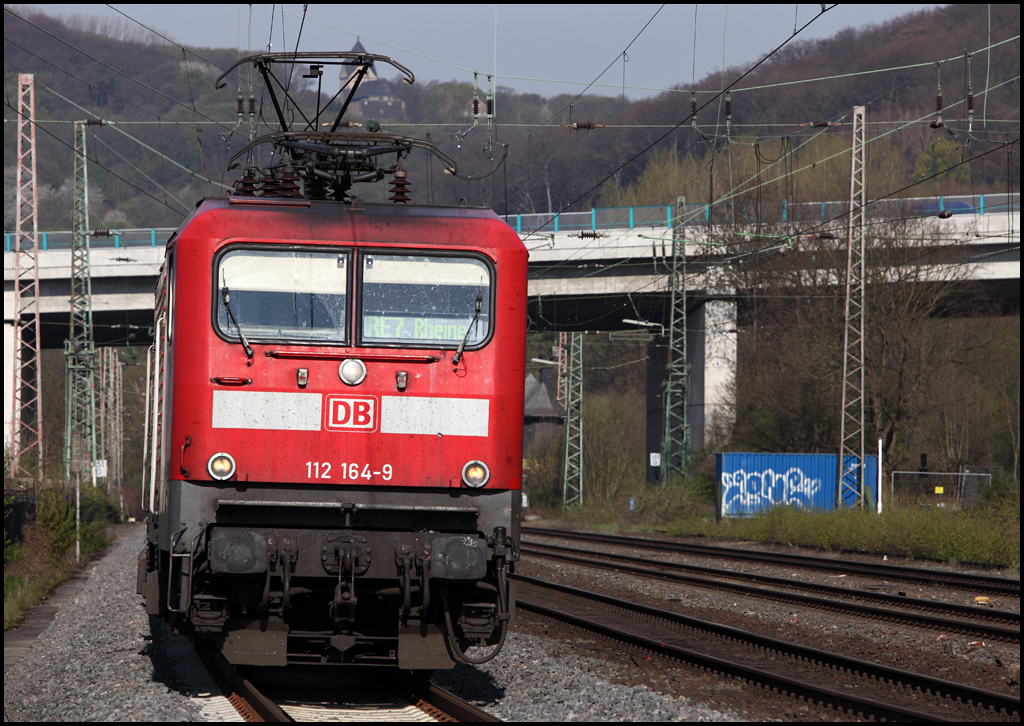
top-left (5, 194), bottom-right (1020, 455)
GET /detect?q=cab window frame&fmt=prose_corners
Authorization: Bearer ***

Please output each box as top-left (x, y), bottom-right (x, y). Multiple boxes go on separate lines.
top-left (354, 248), bottom-right (496, 351)
top-left (210, 242), bottom-right (354, 347)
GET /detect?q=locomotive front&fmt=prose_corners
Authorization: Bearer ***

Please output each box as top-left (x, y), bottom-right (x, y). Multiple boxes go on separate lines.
top-left (137, 51), bottom-right (525, 669)
top-left (140, 199), bottom-right (525, 669)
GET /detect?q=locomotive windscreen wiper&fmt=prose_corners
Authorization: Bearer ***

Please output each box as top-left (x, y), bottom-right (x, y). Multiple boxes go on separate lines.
top-left (221, 273), bottom-right (255, 366)
top-left (450, 290), bottom-right (483, 366)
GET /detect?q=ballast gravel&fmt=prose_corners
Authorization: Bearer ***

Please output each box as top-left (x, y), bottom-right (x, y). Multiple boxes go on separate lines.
top-left (433, 634), bottom-right (738, 721)
top-left (4, 525), bottom-right (211, 722)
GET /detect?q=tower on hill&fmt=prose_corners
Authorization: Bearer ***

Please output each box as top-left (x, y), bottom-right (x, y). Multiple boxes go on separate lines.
top-left (338, 38), bottom-right (406, 121)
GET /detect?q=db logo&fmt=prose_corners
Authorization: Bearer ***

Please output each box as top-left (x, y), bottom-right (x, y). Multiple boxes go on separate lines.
top-left (323, 395), bottom-right (378, 432)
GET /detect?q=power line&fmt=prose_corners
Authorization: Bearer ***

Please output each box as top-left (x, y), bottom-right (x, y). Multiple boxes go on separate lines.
top-left (3, 100), bottom-right (187, 217)
top-left (516, 5), bottom-right (840, 275)
top-left (2, 34), bottom-right (216, 134)
top-left (38, 81), bottom-right (233, 191)
top-left (4, 7), bottom-right (246, 141)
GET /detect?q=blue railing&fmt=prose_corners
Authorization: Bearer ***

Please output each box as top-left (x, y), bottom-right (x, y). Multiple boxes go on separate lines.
top-left (4, 227), bottom-right (175, 252)
top-left (5, 194), bottom-right (1019, 251)
top-left (507, 192), bottom-right (1018, 237)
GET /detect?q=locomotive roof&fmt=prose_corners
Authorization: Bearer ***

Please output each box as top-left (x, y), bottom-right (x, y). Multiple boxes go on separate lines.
top-left (170, 197), bottom-right (525, 251)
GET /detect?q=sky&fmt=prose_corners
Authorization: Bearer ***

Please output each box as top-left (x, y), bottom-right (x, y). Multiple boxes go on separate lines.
top-left (34, 4), bottom-right (939, 101)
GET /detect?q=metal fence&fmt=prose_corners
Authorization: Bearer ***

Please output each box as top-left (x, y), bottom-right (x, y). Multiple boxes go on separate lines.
top-left (4, 227), bottom-right (176, 252)
top-left (890, 471), bottom-right (991, 509)
top-left (6, 193), bottom-right (1018, 249)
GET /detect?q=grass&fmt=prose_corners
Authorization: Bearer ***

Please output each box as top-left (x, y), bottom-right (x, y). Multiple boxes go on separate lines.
top-left (3, 529), bottom-right (78, 630)
top-left (536, 476), bottom-right (1021, 570)
top-left (4, 484), bottom-right (120, 630)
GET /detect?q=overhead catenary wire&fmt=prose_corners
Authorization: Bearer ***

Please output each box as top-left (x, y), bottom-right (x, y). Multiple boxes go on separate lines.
top-left (513, 4), bottom-right (842, 276)
top-left (4, 6), bottom-right (247, 142)
top-left (38, 81), bottom-right (234, 192)
top-left (3, 100), bottom-right (187, 217)
top-left (539, 71), bottom-right (1020, 278)
top-left (530, 128), bottom-right (1017, 304)
top-left (10, 6), bottom-right (1017, 134)
top-left (618, 139), bottom-right (1019, 304)
top-left (6, 4), bottom-right (1016, 263)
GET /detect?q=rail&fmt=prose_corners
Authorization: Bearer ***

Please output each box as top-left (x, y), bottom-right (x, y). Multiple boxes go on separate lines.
top-left (514, 574), bottom-right (1019, 721)
top-left (200, 645), bottom-right (499, 722)
top-left (522, 541), bottom-right (1020, 643)
top-left (523, 526), bottom-right (1021, 596)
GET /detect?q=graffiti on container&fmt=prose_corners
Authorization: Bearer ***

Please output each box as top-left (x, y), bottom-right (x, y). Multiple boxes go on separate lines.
top-left (721, 467), bottom-right (823, 512)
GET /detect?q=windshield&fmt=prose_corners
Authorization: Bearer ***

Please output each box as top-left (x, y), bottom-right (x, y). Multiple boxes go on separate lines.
top-left (360, 254), bottom-right (491, 347)
top-left (216, 248), bottom-right (349, 343)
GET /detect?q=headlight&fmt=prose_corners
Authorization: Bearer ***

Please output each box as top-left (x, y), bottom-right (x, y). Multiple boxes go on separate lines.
top-left (339, 358), bottom-right (367, 386)
top-left (461, 460), bottom-right (490, 488)
top-left (208, 452), bottom-right (236, 481)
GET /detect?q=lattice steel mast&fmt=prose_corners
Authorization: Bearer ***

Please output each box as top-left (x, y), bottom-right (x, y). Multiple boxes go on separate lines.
top-left (562, 332), bottom-right (583, 507)
top-left (661, 196), bottom-right (690, 481)
top-left (63, 120), bottom-right (98, 487)
top-left (837, 106), bottom-right (868, 509)
top-left (10, 73), bottom-right (44, 481)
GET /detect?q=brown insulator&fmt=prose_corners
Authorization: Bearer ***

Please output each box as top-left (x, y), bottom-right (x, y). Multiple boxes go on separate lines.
top-left (389, 170), bottom-right (411, 204)
top-left (248, 94), bottom-right (256, 116)
top-left (276, 167), bottom-right (302, 198)
top-left (690, 91), bottom-right (697, 117)
top-left (258, 171), bottom-right (279, 197)
top-left (234, 169), bottom-right (258, 197)
top-left (562, 122), bottom-right (604, 130)
top-left (486, 98), bottom-right (494, 117)
top-left (473, 98), bottom-right (480, 118)
top-left (930, 70), bottom-right (943, 128)
top-left (236, 92), bottom-right (244, 118)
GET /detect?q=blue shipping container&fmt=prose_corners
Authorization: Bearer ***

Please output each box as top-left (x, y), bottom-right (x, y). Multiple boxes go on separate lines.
top-left (716, 452), bottom-right (878, 517)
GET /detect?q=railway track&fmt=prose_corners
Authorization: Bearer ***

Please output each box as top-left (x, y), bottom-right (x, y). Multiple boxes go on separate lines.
top-left (513, 574), bottom-right (1020, 722)
top-left (200, 648), bottom-right (499, 722)
top-left (522, 527), bottom-right (1021, 597)
top-left (522, 541), bottom-right (1021, 643)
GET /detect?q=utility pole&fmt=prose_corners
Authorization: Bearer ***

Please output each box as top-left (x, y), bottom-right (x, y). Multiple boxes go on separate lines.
top-left (555, 332), bottom-right (567, 405)
top-left (114, 352), bottom-right (124, 517)
top-left (661, 196), bottom-right (690, 481)
top-left (10, 73), bottom-right (44, 484)
top-left (837, 106), bottom-right (871, 509)
top-left (562, 332), bottom-right (583, 508)
top-left (64, 120), bottom-right (99, 489)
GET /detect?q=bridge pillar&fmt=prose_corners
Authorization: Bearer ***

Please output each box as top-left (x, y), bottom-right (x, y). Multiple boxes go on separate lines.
top-left (646, 300), bottom-right (736, 481)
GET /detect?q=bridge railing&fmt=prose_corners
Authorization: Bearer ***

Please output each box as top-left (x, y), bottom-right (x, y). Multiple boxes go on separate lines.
top-left (4, 227), bottom-right (177, 252)
top-left (6, 194), bottom-right (1018, 251)
top-left (506, 192), bottom-right (1019, 236)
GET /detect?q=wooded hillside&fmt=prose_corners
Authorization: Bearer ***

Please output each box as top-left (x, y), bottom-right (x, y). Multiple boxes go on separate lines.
top-left (4, 4), bottom-right (1019, 231)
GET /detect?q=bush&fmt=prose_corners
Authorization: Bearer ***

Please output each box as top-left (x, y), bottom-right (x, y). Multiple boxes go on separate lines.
top-left (35, 486), bottom-right (76, 565)
top-left (4, 494), bottom-right (23, 568)
top-left (977, 473), bottom-right (1020, 510)
top-left (630, 475), bottom-right (717, 525)
top-left (662, 500), bottom-right (1019, 568)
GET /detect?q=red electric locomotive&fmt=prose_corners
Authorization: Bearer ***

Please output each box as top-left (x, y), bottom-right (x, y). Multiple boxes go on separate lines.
top-left (137, 52), bottom-right (525, 670)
